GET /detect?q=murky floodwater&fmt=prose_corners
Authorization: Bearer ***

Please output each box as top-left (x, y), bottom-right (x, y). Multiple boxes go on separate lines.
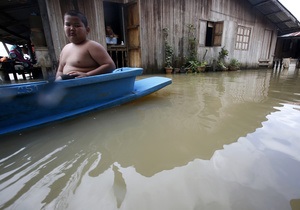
top-left (1, 68), bottom-right (300, 210)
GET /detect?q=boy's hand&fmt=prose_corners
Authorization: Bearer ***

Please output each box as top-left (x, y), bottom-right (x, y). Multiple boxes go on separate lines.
top-left (68, 71), bottom-right (87, 78)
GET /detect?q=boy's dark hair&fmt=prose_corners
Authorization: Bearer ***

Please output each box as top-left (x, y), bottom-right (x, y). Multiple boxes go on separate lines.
top-left (64, 10), bottom-right (88, 27)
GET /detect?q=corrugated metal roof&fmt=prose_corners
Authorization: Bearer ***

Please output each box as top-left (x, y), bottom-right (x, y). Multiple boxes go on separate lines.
top-left (279, 31), bottom-right (300, 38)
top-left (247, 0), bottom-right (300, 35)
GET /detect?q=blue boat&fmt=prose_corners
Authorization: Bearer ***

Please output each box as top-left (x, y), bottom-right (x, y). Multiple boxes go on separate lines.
top-left (0, 67), bottom-right (172, 135)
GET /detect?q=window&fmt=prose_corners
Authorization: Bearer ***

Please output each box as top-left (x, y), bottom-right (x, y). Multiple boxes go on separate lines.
top-left (235, 26), bottom-right (251, 50)
top-left (205, 21), bottom-right (223, 47)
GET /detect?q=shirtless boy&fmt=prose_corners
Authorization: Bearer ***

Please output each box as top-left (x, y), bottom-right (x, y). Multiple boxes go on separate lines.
top-left (55, 10), bottom-right (116, 80)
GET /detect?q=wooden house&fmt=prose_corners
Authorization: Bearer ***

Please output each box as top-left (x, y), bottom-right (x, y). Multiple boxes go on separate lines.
top-left (0, 0), bottom-right (299, 75)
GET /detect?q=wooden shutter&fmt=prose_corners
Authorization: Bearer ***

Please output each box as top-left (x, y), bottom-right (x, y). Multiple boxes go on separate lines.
top-left (126, 1), bottom-right (141, 67)
top-left (213, 22), bottom-right (223, 46)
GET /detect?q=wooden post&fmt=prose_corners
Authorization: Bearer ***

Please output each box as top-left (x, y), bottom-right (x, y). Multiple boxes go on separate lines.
top-left (37, 0), bottom-right (58, 72)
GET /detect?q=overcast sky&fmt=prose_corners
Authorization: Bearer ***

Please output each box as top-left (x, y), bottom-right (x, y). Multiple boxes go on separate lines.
top-left (279, 0), bottom-right (300, 20)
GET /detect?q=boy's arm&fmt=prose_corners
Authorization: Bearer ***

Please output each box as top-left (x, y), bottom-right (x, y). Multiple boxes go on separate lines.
top-left (55, 60), bottom-right (64, 80)
top-left (85, 41), bottom-right (116, 76)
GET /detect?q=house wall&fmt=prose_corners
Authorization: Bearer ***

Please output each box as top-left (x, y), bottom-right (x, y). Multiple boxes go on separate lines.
top-left (139, 0), bottom-right (278, 72)
top-left (44, 0), bottom-right (278, 74)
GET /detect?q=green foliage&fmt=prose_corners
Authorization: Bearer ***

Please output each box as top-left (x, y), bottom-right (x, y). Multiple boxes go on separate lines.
top-left (186, 24), bottom-right (197, 62)
top-left (199, 61), bottom-right (207, 67)
top-left (187, 60), bottom-right (200, 72)
top-left (217, 47), bottom-right (229, 70)
top-left (184, 24), bottom-right (208, 73)
top-left (163, 28), bottom-right (173, 68)
top-left (218, 47), bottom-right (228, 61)
top-left (217, 61), bottom-right (227, 70)
top-left (228, 58), bottom-right (241, 70)
top-left (164, 42), bottom-right (173, 67)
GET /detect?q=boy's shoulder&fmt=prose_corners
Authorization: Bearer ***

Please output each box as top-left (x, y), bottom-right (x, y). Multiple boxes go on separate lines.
top-left (77, 40), bottom-right (102, 48)
top-left (86, 39), bottom-right (102, 46)
top-left (85, 40), bottom-right (105, 50)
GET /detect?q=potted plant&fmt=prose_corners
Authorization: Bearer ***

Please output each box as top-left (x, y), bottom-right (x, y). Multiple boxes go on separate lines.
top-left (187, 60), bottom-right (200, 73)
top-left (197, 61), bottom-right (207, 72)
top-left (217, 47), bottom-right (228, 71)
top-left (186, 24), bottom-right (197, 62)
top-left (184, 24), bottom-right (199, 73)
top-left (197, 49), bottom-right (208, 72)
top-left (173, 57), bottom-right (181, 73)
top-left (228, 58), bottom-right (240, 71)
top-left (163, 28), bottom-right (173, 74)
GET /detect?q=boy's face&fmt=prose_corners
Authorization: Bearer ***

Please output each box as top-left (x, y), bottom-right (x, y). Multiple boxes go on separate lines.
top-left (64, 15), bottom-right (90, 44)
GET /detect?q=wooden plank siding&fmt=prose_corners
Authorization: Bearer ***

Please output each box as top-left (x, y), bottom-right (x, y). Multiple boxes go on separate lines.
top-left (43, 0), bottom-right (278, 74)
top-left (139, 0), bottom-right (278, 72)
top-left (140, 0), bottom-right (209, 73)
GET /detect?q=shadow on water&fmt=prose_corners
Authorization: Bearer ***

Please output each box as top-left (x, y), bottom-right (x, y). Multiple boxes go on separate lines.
top-left (1, 68), bottom-right (300, 209)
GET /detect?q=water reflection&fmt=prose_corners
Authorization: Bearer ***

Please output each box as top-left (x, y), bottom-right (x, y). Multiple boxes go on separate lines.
top-left (1, 69), bottom-right (300, 209)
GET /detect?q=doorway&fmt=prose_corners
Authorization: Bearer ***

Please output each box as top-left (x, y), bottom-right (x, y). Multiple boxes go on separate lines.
top-left (103, 1), bottom-right (141, 68)
top-left (103, 2), bottom-right (125, 45)
top-left (103, 1), bottom-right (128, 68)
top-left (260, 29), bottom-right (273, 60)
top-left (104, 1), bottom-right (127, 68)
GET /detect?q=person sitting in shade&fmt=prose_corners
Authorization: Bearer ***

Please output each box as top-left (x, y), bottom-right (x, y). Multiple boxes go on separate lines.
top-left (105, 25), bottom-right (118, 38)
top-left (9, 45), bottom-right (31, 70)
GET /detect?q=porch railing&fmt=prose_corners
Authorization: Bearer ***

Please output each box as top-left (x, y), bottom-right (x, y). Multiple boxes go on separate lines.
top-left (107, 45), bottom-right (128, 68)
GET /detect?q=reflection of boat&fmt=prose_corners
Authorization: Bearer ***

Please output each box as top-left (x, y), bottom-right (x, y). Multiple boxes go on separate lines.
top-left (0, 67), bottom-right (172, 135)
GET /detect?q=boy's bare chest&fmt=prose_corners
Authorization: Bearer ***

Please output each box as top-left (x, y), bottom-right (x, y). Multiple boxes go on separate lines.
top-left (64, 47), bottom-right (94, 67)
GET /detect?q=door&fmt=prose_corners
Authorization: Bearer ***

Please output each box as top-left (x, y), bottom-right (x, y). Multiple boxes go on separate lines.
top-left (125, 1), bottom-right (141, 67)
top-left (260, 29), bottom-right (273, 60)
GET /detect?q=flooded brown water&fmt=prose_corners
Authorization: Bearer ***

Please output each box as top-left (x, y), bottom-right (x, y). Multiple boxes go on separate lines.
top-left (1, 68), bottom-right (300, 210)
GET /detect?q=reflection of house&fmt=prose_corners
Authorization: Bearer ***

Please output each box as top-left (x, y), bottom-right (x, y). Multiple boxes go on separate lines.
top-left (0, 0), bottom-right (300, 75)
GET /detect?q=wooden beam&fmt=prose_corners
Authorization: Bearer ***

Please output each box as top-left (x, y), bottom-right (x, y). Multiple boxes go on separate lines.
top-left (0, 24), bottom-right (28, 41)
top-left (1, 41), bottom-right (10, 54)
top-left (37, 0), bottom-right (58, 69)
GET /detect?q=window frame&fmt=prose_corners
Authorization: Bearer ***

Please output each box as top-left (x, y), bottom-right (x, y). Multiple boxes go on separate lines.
top-left (203, 21), bottom-right (224, 47)
top-left (235, 25), bottom-right (251, 51)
